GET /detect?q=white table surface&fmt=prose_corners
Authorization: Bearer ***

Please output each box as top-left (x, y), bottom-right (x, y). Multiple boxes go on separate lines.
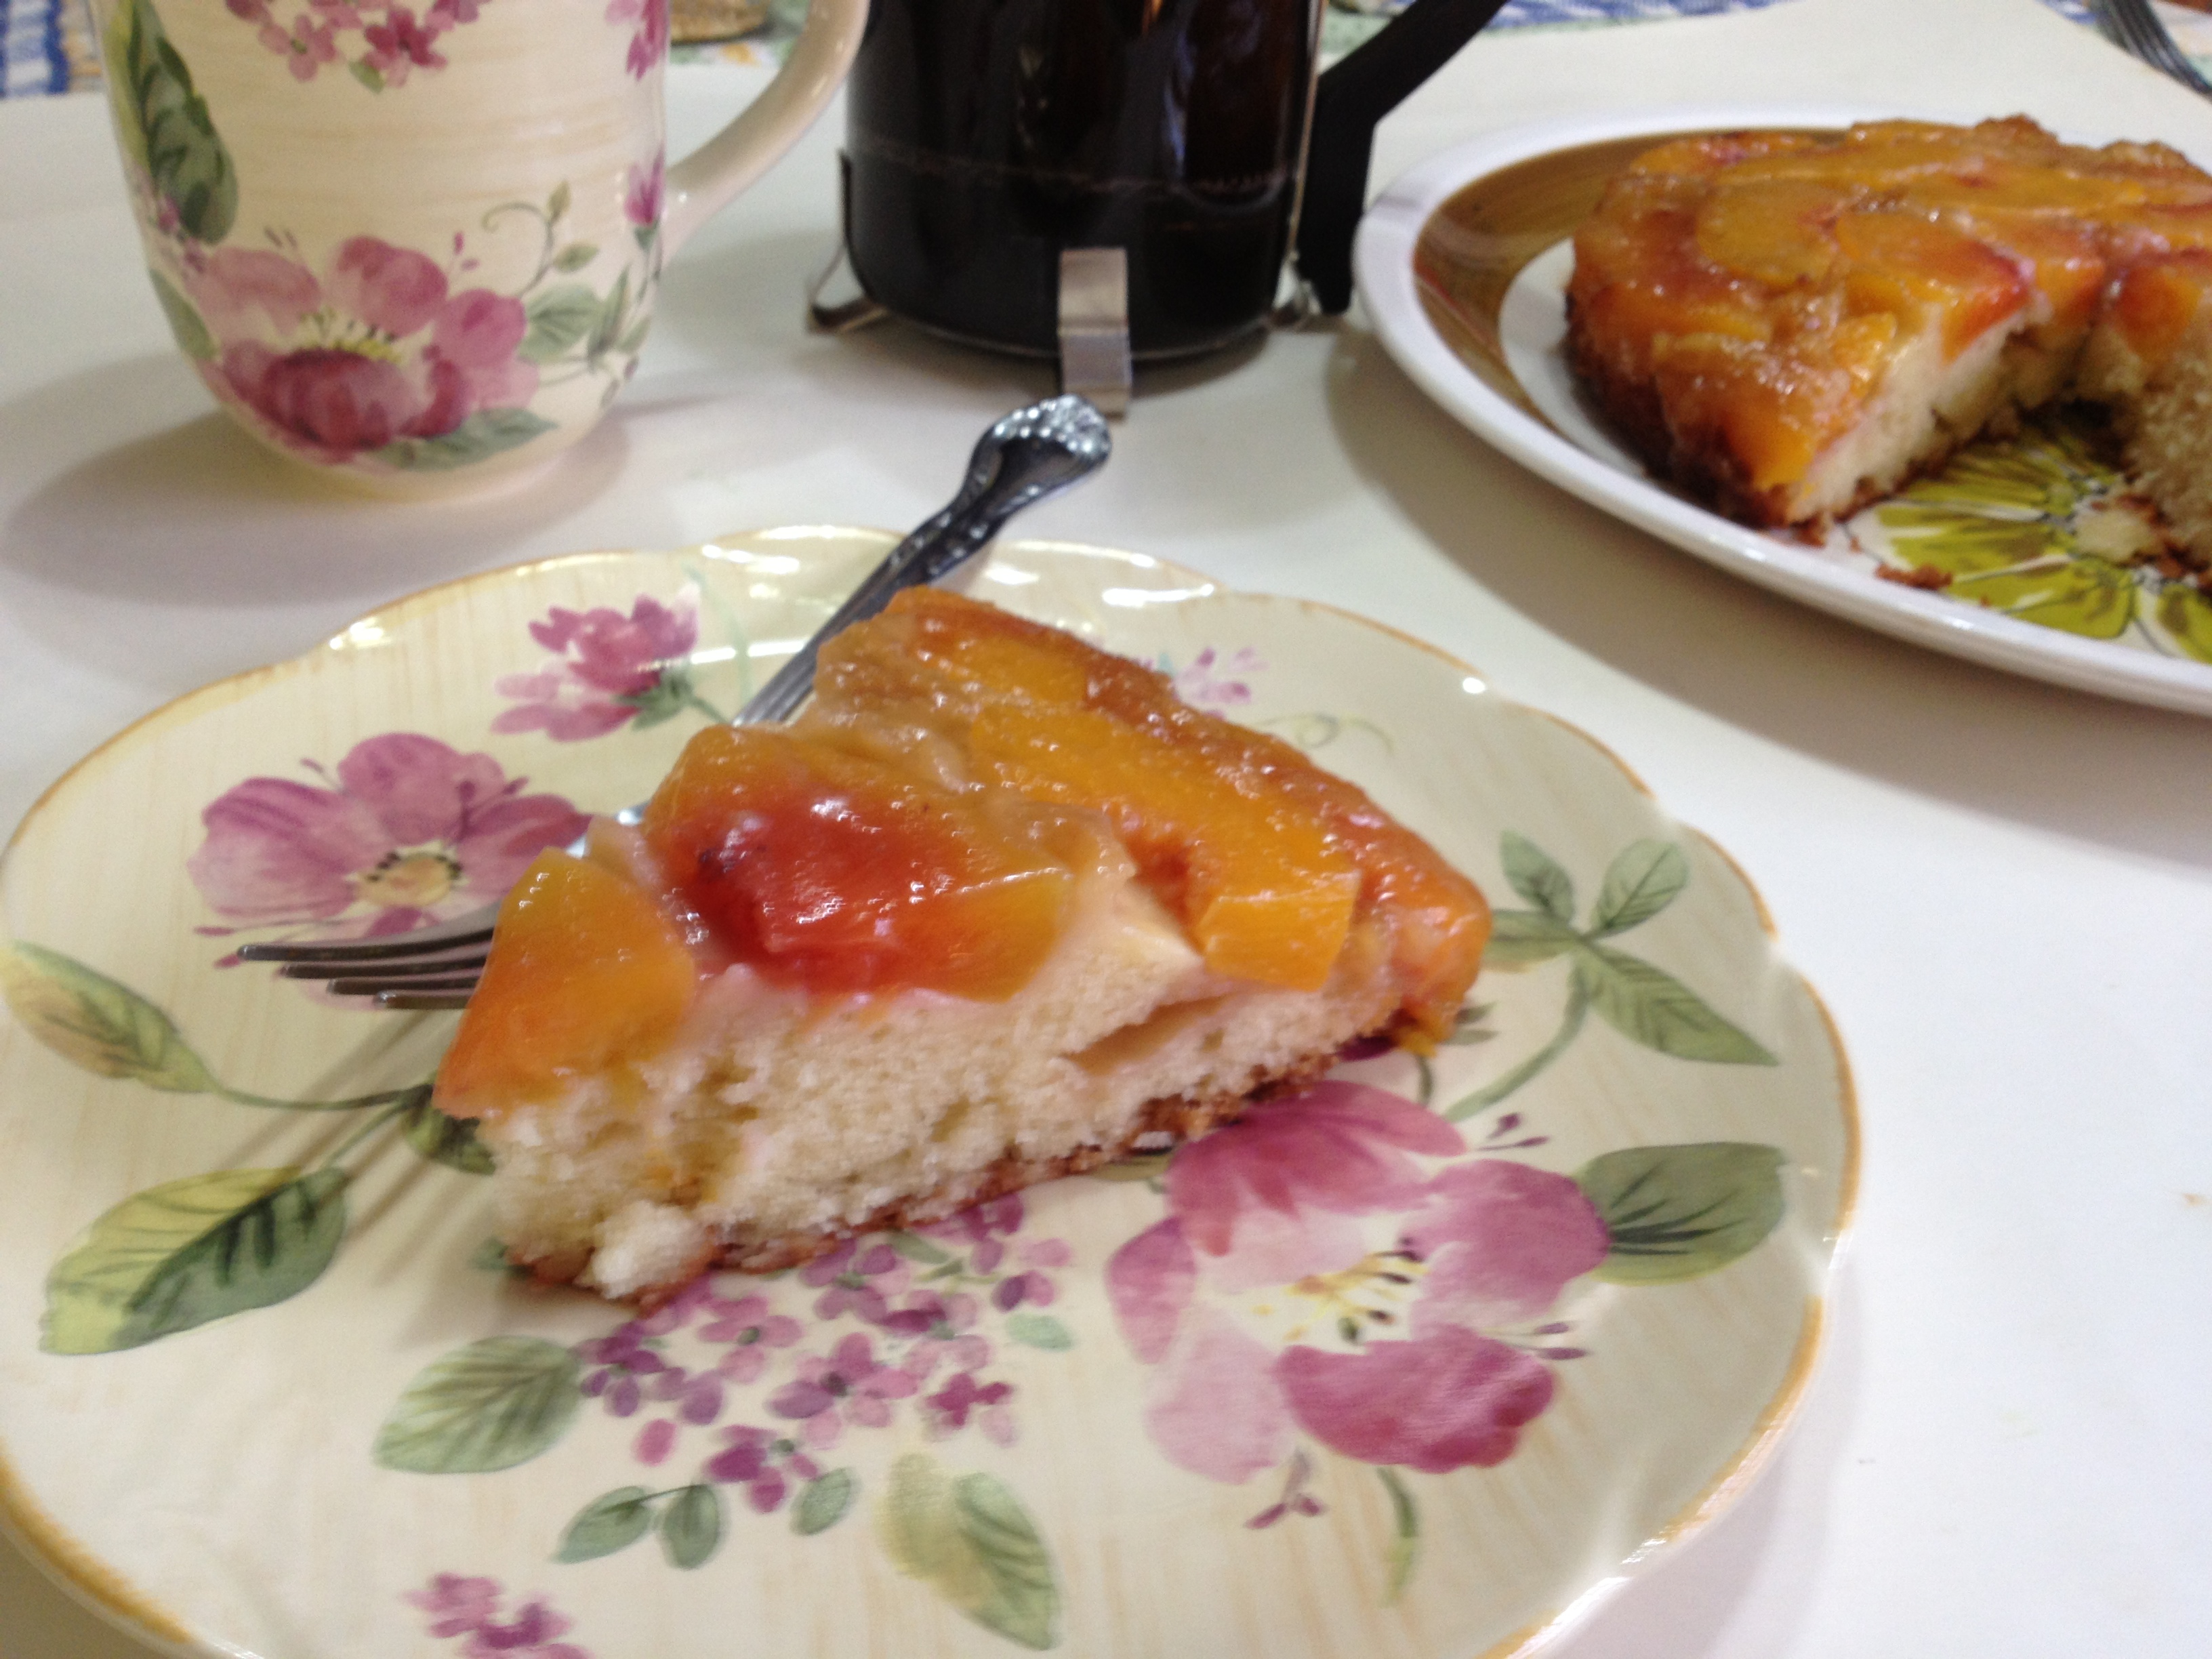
top-left (5, 0), bottom-right (2211, 1652)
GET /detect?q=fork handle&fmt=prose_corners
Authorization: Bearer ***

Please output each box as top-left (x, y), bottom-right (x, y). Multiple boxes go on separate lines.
top-left (737, 436), bottom-right (1092, 724)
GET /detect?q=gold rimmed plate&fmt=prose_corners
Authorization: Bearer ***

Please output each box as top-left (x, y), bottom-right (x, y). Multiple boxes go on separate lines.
top-left (1355, 105), bottom-right (2212, 716)
top-left (0, 532), bottom-right (1852, 1658)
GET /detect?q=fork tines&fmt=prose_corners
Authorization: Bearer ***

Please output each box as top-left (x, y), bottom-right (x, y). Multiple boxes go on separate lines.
top-left (276, 951), bottom-right (489, 983)
top-left (2097, 0), bottom-right (2212, 96)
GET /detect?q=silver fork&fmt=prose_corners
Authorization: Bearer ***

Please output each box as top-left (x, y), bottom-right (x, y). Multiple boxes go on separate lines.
top-left (2096, 0), bottom-right (2212, 98)
top-left (238, 394), bottom-right (1113, 1010)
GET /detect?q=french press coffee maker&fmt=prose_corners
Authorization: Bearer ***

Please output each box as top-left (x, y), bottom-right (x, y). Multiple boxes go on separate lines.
top-left (824, 0), bottom-right (1510, 403)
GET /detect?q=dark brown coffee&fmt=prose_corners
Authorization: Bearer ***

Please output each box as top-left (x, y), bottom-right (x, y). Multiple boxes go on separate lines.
top-left (843, 0), bottom-right (1317, 359)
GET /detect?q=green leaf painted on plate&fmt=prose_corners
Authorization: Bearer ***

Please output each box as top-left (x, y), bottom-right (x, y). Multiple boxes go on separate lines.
top-left (1499, 832), bottom-right (1574, 923)
top-left (552, 243), bottom-right (600, 274)
top-left (1589, 840), bottom-right (1688, 938)
top-left (149, 270), bottom-right (218, 361)
top-left (879, 1454), bottom-right (1060, 1650)
top-left (469, 1237), bottom-right (518, 1273)
top-left (348, 58), bottom-right (384, 92)
top-left (1004, 1313), bottom-right (1073, 1351)
top-left (1481, 909), bottom-right (1581, 969)
top-left (373, 1335), bottom-right (582, 1473)
top-left (520, 284), bottom-right (601, 362)
top-left (0, 942), bottom-right (216, 1092)
top-left (374, 408), bottom-right (555, 472)
top-left (401, 1098), bottom-right (494, 1174)
top-left (794, 1469), bottom-right (857, 1536)
top-left (1876, 506), bottom-right (2057, 576)
top-left (1879, 414), bottom-right (2115, 524)
top-left (1968, 554), bottom-right (2136, 640)
top-left (619, 665), bottom-right (695, 730)
top-left (1572, 943), bottom-right (1776, 1065)
top-left (556, 1486), bottom-right (656, 1563)
top-left (887, 1231), bottom-right (954, 1265)
top-left (548, 180), bottom-right (572, 221)
top-left (2158, 583), bottom-right (2212, 665)
top-left (659, 1482), bottom-right (722, 1569)
top-left (1577, 1143), bottom-right (1787, 1285)
top-left (1087, 1152), bottom-right (1170, 1183)
top-left (42, 1166), bottom-right (348, 1353)
top-left (109, 0), bottom-right (237, 243)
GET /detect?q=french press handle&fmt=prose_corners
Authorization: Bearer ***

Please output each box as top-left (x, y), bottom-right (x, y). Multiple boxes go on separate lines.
top-left (1296, 0), bottom-right (1512, 314)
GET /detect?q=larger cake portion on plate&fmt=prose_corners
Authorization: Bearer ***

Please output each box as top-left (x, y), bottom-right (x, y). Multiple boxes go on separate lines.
top-left (1565, 117), bottom-right (2212, 550)
top-left (434, 590), bottom-right (1490, 1300)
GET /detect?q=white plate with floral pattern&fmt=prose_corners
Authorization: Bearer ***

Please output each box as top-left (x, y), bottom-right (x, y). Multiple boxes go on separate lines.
top-left (0, 530), bottom-right (1855, 1659)
top-left (1355, 106), bottom-right (2212, 718)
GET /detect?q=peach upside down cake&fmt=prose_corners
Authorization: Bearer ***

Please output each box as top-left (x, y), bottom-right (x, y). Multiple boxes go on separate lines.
top-left (434, 590), bottom-right (1490, 1301)
top-left (1566, 117), bottom-right (2212, 552)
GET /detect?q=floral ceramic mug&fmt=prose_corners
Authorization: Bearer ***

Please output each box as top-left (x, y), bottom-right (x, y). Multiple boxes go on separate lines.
top-left (91, 0), bottom-right (863, 493)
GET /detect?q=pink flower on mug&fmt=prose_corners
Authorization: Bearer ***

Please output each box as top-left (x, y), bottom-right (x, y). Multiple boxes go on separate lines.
top-left (1104, 1081), bottom-right (1610, 1487)
top-left (187, 733), bottom-right (587, 956)
top-left (186, 237), bottom-right (537, 464)
top-left (606, 0), bottom-right (669, 79)
top-left (228, 0), bottom-right (491, 87)
top-left (361, 5), bottom-right (449, 85)
top-left (626, 152), bottom-right (665, 232)
top-left (264, 13), bottom-right (341, 79)
top-left (493, 593), bottom-right (707, 740)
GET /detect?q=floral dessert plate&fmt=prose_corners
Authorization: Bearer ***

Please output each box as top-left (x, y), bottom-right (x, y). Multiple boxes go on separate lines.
top-left (1355, 106), bottom-right (2212, 718)
top-left (0, 531), bottom-right (1854, 1659)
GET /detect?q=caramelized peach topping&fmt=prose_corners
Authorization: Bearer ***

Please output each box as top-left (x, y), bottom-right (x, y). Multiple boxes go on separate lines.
top-left (438, 850), bottom-right (695, 1118)
top-left (640, 724), bottom-right (1073, 1002)
top-left (440, 590), bottom-right (1489, 1111)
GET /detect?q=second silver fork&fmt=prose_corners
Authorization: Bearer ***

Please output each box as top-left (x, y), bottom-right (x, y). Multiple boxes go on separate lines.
top-left (2095, 0), bottom-right (2212, 98)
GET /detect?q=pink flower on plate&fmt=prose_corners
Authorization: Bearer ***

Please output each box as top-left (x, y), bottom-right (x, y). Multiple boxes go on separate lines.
top-left (186, 733), bottom-right (586, 957)
top-left (799, 1238), bottom-right (912, 1324)
top-left (605, 0), bottom-right (668, 78)
top-left (766, 1332), bottom-right (919, 1448)
top-left (700, 1292), bottom-right (803, 1384)
top-left (1105, 1081), bottom-right (1610, 1485)
top-left (410, 1574), bottom-right (501, 1639)
top-left (407, 1575), bottom-right (590, 1659)
top-left (185, 237), bottom-right (537, 465)
top-left (1170, 646), bottom-right (1265, 708)
top-left (705, 1425), bottom-right (821, 1514)
top-left (493, 594), bottom-right (700, 741)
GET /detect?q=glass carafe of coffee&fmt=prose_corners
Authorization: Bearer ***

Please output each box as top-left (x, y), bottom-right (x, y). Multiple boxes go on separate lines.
top-left (840, 0), bottom-right (1508, 359)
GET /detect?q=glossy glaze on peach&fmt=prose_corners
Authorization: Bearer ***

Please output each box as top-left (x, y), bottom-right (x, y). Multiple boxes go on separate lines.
top-left (437, 592), bottom-right (1490, 1115)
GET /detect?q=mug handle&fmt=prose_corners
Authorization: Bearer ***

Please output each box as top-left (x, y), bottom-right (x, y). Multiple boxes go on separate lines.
top-left (660, 0), bottom-right (871, 256)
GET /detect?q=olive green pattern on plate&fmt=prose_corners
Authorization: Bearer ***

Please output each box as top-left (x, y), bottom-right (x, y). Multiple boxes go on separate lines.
top-left (1849, 409), bottom-right (2212, 661)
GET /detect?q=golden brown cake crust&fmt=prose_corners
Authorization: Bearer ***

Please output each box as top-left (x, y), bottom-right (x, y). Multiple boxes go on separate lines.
top-left (1563, 295), bottom-right (1793, 529)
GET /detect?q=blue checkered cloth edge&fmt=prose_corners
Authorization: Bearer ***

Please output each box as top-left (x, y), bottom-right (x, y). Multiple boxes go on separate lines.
top-left (0, 0), bottom-right (2114, 99)
top-left (3, 0), bottom-right (75, 98)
